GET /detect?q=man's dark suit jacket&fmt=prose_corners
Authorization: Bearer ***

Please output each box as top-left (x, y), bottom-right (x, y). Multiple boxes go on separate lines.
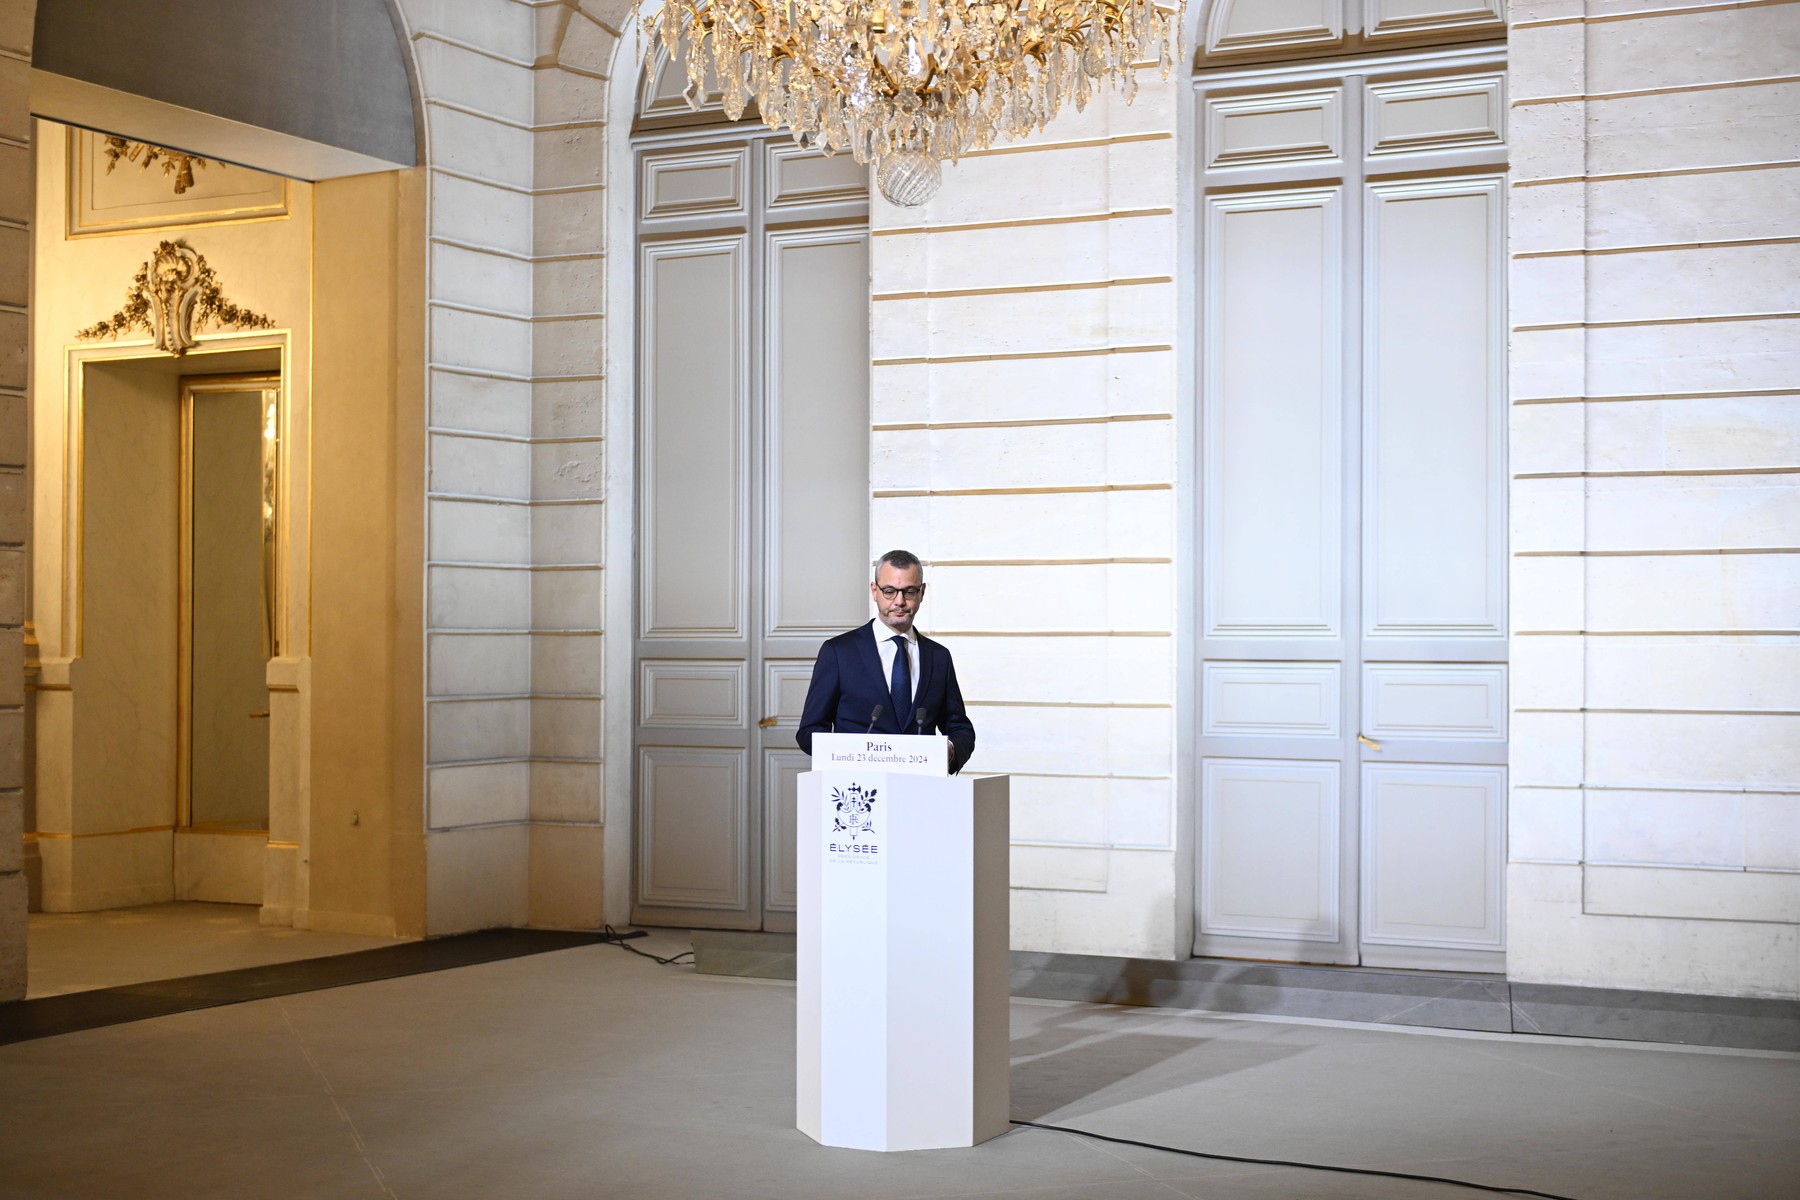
top-left (796, 621), bottom-right (977, 774)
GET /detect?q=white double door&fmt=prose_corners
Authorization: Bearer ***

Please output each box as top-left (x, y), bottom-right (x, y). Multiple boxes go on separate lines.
top-left (1193, 52), bottom-right (1510, 971)
top-left (630, 128), bottom-right (871, 932)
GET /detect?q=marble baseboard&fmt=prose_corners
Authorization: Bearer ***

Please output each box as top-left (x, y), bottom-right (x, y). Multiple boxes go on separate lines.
top-left (1012, 951), bottom-right (1516, 1034)
top-left (1508, 981), bottom-right (1800, 1051)
top-left (689, 930), bottom-right (802, 980)
top-left (690, 934), bottom-right (1800, 1052)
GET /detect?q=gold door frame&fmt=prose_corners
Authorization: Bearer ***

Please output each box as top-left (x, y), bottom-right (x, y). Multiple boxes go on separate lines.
top-left (177, 373), bottom-right (282, 830)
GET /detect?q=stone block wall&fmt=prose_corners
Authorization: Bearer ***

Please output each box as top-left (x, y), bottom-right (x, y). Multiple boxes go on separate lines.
top-left (1506, 0), bottom-right (1800, 998)
top-left (0, 0), bottom-right (29, 1000)
top-left (869, 79), bottom-right (1185, 958)
top-left (403, 0), bottom-right (619, 932)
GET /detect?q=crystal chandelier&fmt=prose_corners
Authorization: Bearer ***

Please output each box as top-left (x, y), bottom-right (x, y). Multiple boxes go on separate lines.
top-left (638, 0), bottom-right (1184, 206)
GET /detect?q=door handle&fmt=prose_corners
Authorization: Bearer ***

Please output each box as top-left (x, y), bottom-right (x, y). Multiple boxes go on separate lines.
top-left (757, 716), bottom-right (779, 728)
top-left (1357, 733), bottom-right (1381, 751)
top-left (249, 710), bottom-right (271, 719)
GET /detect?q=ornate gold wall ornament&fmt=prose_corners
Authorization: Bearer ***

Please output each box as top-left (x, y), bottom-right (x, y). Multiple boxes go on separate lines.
top-left (101, 136), bottom-right (221, 194)
top-left (76, 239), bottom-right (275, 355)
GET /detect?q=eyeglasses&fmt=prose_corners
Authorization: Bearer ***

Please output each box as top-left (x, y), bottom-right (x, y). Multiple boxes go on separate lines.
top-left (875, 585), bottom-right (924, 601)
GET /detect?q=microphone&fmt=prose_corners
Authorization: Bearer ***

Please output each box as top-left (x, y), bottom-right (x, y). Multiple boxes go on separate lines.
top-left (913, 707), bottom-right (933, 735)
top-left (864, 704), bottom-right (884, 733)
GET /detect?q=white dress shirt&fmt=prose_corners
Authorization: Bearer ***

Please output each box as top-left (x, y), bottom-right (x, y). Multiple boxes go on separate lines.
top-left (874, 622), bottom-right (920, 705)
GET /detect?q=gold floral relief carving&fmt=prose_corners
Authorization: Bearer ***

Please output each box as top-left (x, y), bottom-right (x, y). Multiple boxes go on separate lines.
top-left (76, 239), bottom-right (275, 356)
top-left (100, 137), bottom-right (223, 195)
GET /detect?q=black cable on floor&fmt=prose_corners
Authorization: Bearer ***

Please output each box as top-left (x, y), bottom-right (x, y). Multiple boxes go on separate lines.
top-left (1010, 1119), bottom-right (1583, 1200)
top-left (598, 925), bottom-right (695, 966)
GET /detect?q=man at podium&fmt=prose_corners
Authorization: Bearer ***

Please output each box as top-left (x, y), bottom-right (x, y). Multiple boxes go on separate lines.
top-left (796, 549), bottom-right (977, 773)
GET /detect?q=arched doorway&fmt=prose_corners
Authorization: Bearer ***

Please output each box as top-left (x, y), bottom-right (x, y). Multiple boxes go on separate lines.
top-left (11, 0), bottom-right (426, 995)
top-left (1189, 0), bottom-right (1510, 971)
top-left (626, 50), bottom-right (873, 932)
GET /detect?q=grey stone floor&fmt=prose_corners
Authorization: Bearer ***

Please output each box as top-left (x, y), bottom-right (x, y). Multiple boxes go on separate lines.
top-left (26, 902), bottom-right (404, 997)
top-left (1, 931), bottom-right (1796, 1200)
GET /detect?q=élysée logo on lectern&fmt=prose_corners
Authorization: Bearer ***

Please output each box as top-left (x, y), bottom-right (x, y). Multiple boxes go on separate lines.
top-left (827, 783), bottom-right (881, 862)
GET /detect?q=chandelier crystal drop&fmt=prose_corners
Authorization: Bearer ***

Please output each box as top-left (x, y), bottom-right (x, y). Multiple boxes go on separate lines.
top-left (638, 0), bottom-right (1185, 207)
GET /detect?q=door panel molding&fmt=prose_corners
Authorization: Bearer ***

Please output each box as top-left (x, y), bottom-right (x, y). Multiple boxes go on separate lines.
top-left (1362, 663), bottom-right (1506, 742)
top-left (1202, 186), bottom-right (1345, 640)
top-left (1202, 661), bottom-right (1341, 738)
top-left (1200, 758), bottom-right (1342, 943)
top-left (1360, 762), bottom-right (1505, 950)
top-left (638, 659), bottom-right (747, 728)
top-left (638, 235), bottom-right (749, 641)
top-left (1362, 174), bottom-right (1507, 640)
top-left (637, 745), bottom-right (749, 911)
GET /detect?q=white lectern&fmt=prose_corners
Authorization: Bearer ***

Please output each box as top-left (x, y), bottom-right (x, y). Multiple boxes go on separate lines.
top-left (797, 733), bottom-right (1009, 1152)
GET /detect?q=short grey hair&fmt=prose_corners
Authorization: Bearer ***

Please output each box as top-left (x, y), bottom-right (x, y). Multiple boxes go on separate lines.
top-left (875, 549), bottom-right (924, 579)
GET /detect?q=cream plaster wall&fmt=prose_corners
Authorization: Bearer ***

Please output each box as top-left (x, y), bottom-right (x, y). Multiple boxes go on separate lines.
top-left (1506, 0), bottom-right (1800, 999)
top-left (58, 359), bottom-right (180, 907)
top-left (309, 169), bottom-right (428, 939)
top-left (27, 126), bottom-right (427, 939)
top-left (869, 78), bottom-right (1186, 959)
top-left (28, 124), bottom-right (316, 920)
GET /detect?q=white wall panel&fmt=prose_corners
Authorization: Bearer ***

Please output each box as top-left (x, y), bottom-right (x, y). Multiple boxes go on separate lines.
top-left (875, 490), bottom-right (1175, 563)
top-left (926, 563), bottom-right (1172, 633)
top-left (1585, 789), bottom-right (1747, 870)
top-left (1582, 641), bottom-right (1800, 713)
top-left (1364, 177), bottom-right (1505, 638)
top-left (875, 279), bottom-right (1175, 361)
top-left (1582, 555), bottom-right (1799, 633)
top-left (640, 145), bottom-right (748, 221)
top-left (1201, 760), bottom-right (1341, 941)
top-left (1509, 787), bottom-right (1583, 864)
top-left (765, 229), bottom-right (870, 638)
top-left (1363, 664), bottom-right (1506, 741)
top-left (971, 706), bottom-right (1172, 779)
top-left (867, 80), bottom-right (1180, 955)
top-left (1584, 401), bottom-right (1800, 477)
top-left (1747, 794), bottom-right (1800, 872)
top-left (639, 660), bottom-right (745, 728)
top-left (1006, 775), bottom-right (1174, 850)
top-left (1204, 188), bottom-right (1343, 638)
top-left (1012, 845), bottom-right (1110, 892)
top-left (1586, 712), bottom-right (1800, 792)
top-left (637, 746), bottom-right (747, 910)
top-left (766, 143), bottom-right (868, 209)
top-left (1205, 0), bottom-right (1345, 56)
top-left (956, 636), bottom-right (1174, 707)
top-left (1363, 764), bottom-right (1504, 948)
top-left (1366, 0), bottom-right (1503, 40)
top-left (890, 138), bottom-right (1174, 226)
top-left (1586, 477), bottom-right (1800, 552)
top-left (639, 237), bottom-right (747, 638)
top-left (1202, 662), bottom-right (1340, 737)
top-left (763, 750), bottom-right (809, 913)
top-left (871, 347), bottom-right (1175, 426)
top-left (764, 661), bottom-right (817, 725)
top-left (873, 418), bottom-right (1171, 494)
top-left (872, 212), bottom-right (1178, 295)
top-left (1365, 74), bottom-right (1504, 158)
top-left (1204, 88), bottom-right (1344, 171)
top-left (1584, 866), bottom-right (1800, 925)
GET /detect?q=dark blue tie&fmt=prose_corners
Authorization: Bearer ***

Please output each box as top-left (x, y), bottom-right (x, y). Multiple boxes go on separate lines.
top-left (889, 635), bottom-right (913, 732)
